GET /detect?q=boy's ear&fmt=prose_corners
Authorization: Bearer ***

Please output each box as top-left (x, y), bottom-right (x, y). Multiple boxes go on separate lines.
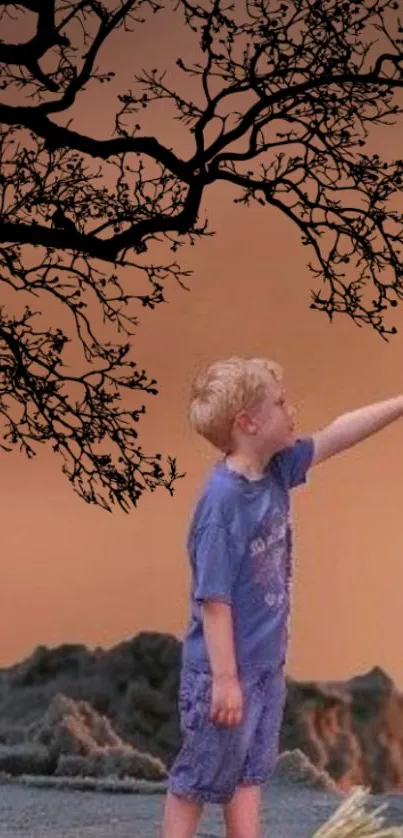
top-left (235, 411), bottom-right (256, 434)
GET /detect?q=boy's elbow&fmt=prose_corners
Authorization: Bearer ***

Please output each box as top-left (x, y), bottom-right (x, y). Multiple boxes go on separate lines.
top-left (201, 598), bottom-right (232, 616)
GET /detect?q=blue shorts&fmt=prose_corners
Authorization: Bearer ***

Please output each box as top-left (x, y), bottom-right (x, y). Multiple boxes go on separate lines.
top-left (168, 666), bottom-right (286, 804)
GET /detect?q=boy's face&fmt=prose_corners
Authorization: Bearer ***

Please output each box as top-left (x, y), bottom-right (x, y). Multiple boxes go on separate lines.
top-left (235, 377), bottom-right (296, 455)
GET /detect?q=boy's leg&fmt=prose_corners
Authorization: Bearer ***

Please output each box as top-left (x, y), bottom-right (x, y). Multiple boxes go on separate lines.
top-left (160, 791), bottom-right (203, 838)
top-left (225, 668), bottom-right (286, 838)
top-left (223, 784), bottom-right (261, 838)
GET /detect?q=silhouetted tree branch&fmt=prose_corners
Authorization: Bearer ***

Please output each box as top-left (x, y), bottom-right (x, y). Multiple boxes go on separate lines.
top-left (1, 0), bottom-right (403, 509)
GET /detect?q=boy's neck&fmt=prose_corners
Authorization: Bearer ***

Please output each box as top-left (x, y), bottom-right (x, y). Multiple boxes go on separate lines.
top-left (225, 449), bottom-right (273, 482)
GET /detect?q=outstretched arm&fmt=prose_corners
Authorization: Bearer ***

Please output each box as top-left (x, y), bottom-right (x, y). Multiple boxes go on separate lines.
top-left (311, 396), bottom-right (403, 466)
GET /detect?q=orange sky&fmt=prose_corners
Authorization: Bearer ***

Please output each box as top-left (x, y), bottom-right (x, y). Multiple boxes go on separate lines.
top-left (2, 7), bottom-right (403, 688)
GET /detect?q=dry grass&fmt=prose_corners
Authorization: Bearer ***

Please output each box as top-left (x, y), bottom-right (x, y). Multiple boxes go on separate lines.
top-left (313, 787), bottom-right (403, 838)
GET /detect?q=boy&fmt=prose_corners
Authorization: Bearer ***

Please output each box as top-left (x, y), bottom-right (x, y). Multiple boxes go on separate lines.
top-left (161, 356), bottom-right (402, 838)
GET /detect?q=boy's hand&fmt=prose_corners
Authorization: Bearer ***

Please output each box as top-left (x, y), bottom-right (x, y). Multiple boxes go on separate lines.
top-left (210, 673), bottom-right (243, 727)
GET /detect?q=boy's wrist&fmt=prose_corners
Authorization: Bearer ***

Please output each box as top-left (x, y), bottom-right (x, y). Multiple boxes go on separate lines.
top-left (211, 669), bottom-right (238, 681)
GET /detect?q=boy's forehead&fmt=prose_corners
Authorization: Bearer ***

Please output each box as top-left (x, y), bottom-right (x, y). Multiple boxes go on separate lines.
top-left (266, 372), bottom-right (284, 400)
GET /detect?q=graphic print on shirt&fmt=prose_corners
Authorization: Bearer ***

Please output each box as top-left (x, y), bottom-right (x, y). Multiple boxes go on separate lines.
top-left (249, 505), bottom-right (292, 610)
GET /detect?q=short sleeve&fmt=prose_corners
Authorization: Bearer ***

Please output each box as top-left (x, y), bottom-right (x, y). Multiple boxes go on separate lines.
top-left (272, 438), bottom-right (314, 489)
top-left (193, 524), bottom-right (240, 605)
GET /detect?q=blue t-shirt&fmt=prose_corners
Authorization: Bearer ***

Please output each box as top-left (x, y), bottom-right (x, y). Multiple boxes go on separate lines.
top-left (181, 438), bottom-right (314, 674)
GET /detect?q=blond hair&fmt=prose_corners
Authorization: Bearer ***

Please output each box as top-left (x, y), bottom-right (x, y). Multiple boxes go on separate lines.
top-left (188, 357), bottom-right (282, 453)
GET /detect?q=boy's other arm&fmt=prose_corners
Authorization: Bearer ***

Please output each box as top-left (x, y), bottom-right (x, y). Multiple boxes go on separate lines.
top-left (311, 395), bottom-right (403, 466)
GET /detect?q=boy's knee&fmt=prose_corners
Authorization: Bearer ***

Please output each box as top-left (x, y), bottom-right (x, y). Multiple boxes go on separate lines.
top-left (223, 784), bottom-right (261, 838)
top-left (226, 829), bottom-right (259, 838)
top-left (227, 832), bottom-right (258, 838)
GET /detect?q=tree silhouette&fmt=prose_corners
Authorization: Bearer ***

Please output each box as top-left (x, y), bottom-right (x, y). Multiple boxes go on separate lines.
top-left (1, 0), bottom-right (403, 511)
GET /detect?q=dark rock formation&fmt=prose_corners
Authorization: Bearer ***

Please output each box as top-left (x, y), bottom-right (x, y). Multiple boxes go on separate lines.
top-left (1, 633), bottom-right (403, 791)
top-left (0, 633), bottom-right (181, 775)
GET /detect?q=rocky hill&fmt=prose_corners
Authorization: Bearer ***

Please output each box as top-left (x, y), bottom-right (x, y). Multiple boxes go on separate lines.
top-left (0, 632), bottom-right (402, 791)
